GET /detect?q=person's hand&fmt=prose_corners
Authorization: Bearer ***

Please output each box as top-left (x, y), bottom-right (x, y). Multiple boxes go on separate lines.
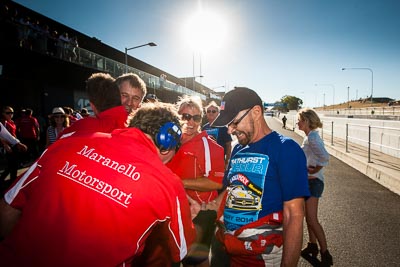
top-left (4, 144), bottom-right (12, 153)
top-left (205, 200), bottom-right (219, 211)
top-left (307, 166), bottom-right (316, 174)
top-left (15, 142), bottom-right (28, 152)
top-left (186, 194), bottom-right (201, 220)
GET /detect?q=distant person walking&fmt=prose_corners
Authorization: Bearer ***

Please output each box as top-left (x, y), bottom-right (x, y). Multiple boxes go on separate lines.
top-left (297, 108), bottom-right (333, 266)
top-left (282, 115), bottom-right (287, 129)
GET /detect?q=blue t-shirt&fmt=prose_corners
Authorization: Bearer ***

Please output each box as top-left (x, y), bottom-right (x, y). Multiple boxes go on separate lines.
top-left (223, 131), bottom-right (310, 231)
top-left (202, 123), bottom-right (232, 154)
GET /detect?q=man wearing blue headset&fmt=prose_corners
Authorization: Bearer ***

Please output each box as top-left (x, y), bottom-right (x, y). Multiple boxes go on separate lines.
top-left (0, 102), bottom-right (196, 267)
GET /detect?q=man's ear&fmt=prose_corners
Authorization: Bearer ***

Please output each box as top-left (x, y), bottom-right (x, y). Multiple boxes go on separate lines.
top-left (252, 105), bottom-right (263, 119)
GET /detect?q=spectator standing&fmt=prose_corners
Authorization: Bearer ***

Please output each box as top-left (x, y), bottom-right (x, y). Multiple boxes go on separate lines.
top-left (0, 122), bottom-right (27, 153)
top-left (116, 73), bottom-right (147, 113)
top-left (63, 106), bottom-right (78, 125)
top-left (61, 73), bottom-right (128, 136)
top-left (45, 107), bottom-right (69, 147)
top-left (167, 95), bottom-right (225, 267)
top-left (15, 108), bottom-right (40, 164)
top-left (210, 87), bottom-right (310, 267)
top-left (57, 32), bottom-right (69, 59)
top-left (297, 108), bottom-right (333, 266)
top-left (0, 106), bottom-right (24, 192)
top-left (0, 102), bottom-right (196, 267)
top-left (69, 35), bottom-right (79, 62)
top-left (80, 108), bottom-right (90, 118)
top-left (202, 101), bottom-right (232, 169)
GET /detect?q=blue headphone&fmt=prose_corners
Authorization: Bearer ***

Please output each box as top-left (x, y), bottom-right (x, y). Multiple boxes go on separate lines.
top-left (155, 122), bottom-right (182, 151)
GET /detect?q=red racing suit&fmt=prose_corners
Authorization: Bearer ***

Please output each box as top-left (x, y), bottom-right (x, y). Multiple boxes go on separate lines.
top-left (166, 131), bottom-right (225, 205)
top-left (215, 191), bottom-right (283, 266)
top-left (0, 128), bottom-right (195, 267)
top-left (61, 105), bottom-right (128, 136)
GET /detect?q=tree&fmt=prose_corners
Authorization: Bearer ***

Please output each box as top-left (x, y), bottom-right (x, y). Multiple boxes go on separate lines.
top-left (281, 95), bottom-right (303, 110)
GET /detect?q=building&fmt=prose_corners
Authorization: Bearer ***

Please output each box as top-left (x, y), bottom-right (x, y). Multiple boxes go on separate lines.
top-left (0, 0), bottom-right (220, 118)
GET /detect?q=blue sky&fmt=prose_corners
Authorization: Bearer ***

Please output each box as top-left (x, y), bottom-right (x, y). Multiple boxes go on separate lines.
top-left (14, 0), bottom-right (400, 107)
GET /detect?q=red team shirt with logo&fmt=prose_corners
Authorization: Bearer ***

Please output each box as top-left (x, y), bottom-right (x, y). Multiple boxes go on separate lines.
top-left (0, 128), bottom-right (195, 267)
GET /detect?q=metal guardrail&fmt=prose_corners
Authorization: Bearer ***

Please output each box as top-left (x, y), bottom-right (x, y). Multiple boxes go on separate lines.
top-left (280, 114), bottom-right (400, 162)
top-left (321, 106), bottom-right (400, 116)
top-left (320, 121), bottom-right (400, 162)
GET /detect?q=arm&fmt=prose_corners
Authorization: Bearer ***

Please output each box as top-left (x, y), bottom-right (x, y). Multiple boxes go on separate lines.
top-left (0, 123), bottom-right (27, 152)
top-left (0, 198), bottom-right (21, 239)
top-left (224, 141), bottom-right (232, 169)
top-left (281, 197), bottom-right (305, 267)
top-left (0, 122), bottom-right (20, 146)
top-left (182, 178), bottom-right (222, 192)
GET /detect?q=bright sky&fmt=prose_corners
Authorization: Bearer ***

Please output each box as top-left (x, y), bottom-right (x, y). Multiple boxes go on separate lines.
top-left (14, 0), bottom-right (400, 107)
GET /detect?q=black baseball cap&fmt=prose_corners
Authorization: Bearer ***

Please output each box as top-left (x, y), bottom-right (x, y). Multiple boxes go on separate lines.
top-left (211, 87), bottom-right (263, 127)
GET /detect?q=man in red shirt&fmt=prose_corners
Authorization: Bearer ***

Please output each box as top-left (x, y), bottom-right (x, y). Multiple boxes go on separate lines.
top-left (116, 73), bottom-right (147, 113)
top-left (61, 73), bottom-right (129, 136)
top-left (15, 108), bottom-right (40, 163)
top-left (0, 102), bottom-right (196, 267)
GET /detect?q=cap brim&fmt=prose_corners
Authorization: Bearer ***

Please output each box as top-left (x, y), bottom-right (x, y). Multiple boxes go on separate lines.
top-left (210, 112), bottom-right (235, 127)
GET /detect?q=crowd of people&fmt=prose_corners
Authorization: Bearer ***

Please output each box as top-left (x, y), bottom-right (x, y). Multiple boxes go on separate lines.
top-left (0, 72), bottom-right (333, 266)
top-left (1, 2), bottom-right (79, 62)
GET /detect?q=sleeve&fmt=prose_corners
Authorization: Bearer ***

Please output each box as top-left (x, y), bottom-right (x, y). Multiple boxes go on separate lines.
top-left (4, 161), bottom-right (41, 209)
top-left (278, 140), bottom-right (310, 201)
top-left (207, 139), bottom-right (225, 184)
top-left (0, 122), bottom-right (20, 146)
top-left (308, 132), bottom-right (329, 166)
top-left (166, 176), bottom-right (196, 262)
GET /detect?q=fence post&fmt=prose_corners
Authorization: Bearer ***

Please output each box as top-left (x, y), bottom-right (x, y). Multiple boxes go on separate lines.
top-left (346, 123), bottom-right (349, 153)
top-left (368, 125), bottom-right (372, 163)
top-left (321, 123), bottom-right (324, 140)
top-left (331, 121), bottom-right (334, 146)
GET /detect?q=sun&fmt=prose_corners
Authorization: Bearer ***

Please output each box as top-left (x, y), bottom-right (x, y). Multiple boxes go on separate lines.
top-left (183, 10), bottom-right (228, 53)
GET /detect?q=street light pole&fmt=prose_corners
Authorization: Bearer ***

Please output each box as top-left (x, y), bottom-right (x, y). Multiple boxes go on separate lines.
top-left (347, 86), bottom-right (350, 108)
top-left (124, 42), bottom-right (157, 73)
top-left (314, 83), bottom-right (335, 106)
top-left (341, 67), bottom-right (373, 103)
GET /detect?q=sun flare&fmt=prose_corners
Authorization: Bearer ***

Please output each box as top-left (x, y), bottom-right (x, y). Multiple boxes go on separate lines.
top-left (183, 10), bottom-right (228, 52)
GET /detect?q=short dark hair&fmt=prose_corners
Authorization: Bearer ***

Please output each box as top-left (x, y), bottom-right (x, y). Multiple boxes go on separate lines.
top-left (86, 73), bottom-right (120, 112)
top-left (115, 73), bottom-right (147, 98)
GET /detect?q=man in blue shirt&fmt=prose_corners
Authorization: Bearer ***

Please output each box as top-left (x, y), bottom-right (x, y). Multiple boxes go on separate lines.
top-left (210, 87), bottom-right (310, 267)
top-left (202, 101), bottom-right (232, 169)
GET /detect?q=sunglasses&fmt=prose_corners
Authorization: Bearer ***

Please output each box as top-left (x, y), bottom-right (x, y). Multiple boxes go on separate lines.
top-left (229, 108), bottom-right (252, 128)
top-left (54, 115), bottom-right (65, 119)
top-left (5, 112), bottom-right (14, 115)
top-left (207, 109), bottom-right (218, 114)
top-left (181, 113), bottom-right (202, 123)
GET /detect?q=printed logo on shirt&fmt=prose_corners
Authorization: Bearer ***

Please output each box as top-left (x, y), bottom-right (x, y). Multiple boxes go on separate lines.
top-left (56, 145), bottom-right (138, 208)
top-left (205, 128), bottom-right (219, 141)
top-left (224, 152), bottom-right (269, 231)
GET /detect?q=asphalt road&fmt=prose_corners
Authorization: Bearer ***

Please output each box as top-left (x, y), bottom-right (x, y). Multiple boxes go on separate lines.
top-left (267, 117), bottom-right (400, 267)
